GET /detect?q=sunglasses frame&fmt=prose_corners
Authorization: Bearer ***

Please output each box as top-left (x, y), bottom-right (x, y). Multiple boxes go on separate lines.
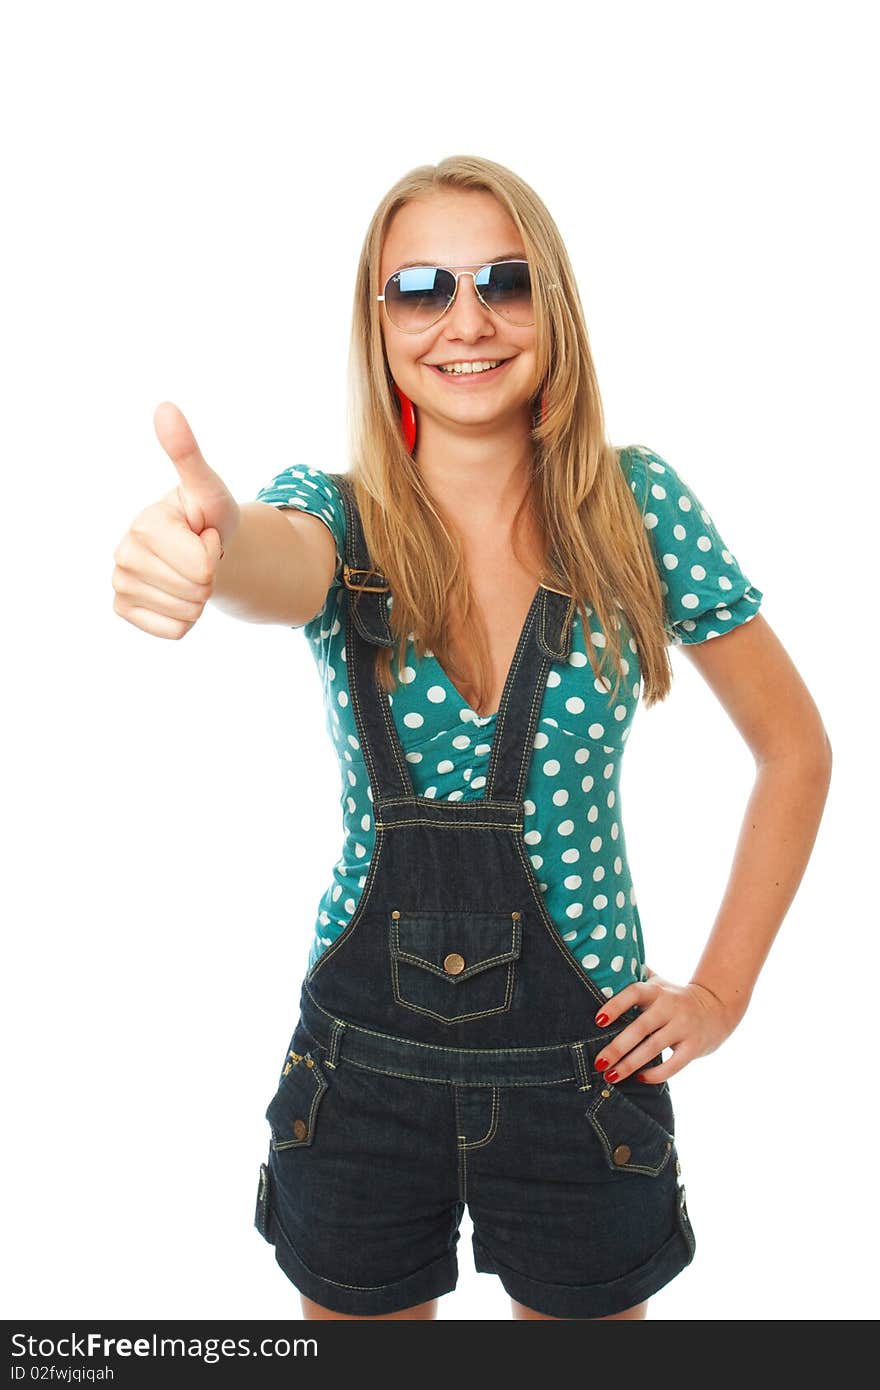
top-left (377, 259), bottom-right (554, 334)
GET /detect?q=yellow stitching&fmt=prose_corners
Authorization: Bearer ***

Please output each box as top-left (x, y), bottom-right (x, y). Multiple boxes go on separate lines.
top-left (302, 987), bottom-right (614, 1051)
top-left (337, 1055), bottom-right (576, 1087)
top-left (377, 794), bottom-right (523, 811)
top-left (460, 1087), bottom-right (500, 1150)
top-left (391, 955), bottom-right (516, 1024)
top-left (375, 818), bottom-right (524, 831)
top-left (587, 1094), bottom-right (674, 1177)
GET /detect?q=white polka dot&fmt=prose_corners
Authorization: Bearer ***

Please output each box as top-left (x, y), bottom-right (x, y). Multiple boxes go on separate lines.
top-left (564, 875), bottom-right (582, 889)
top-left (452, 735), bottom-right (471, 749)
top-left (437, 759), bottom-right (454, 774)
top-left (552, 788), bottom-right (569, 806)
top-left (565, 903), bottom-right (583, 919)
top-left (524, 830), bottom-right (542, 846)
top-left (427, 685), bottom-right (447, 703)
top-left (589, 924), bottom-right (607, 940)
top-left (588, 723), bottom-right (604, 739)
top-left (581, 954), bottom-right (600, 969)
top-left (611, 955), bottom-right (624, 971)
top-left (601, 986), bottom-right (614, 998)
top-left (403, 711), bottom-right (424, 728)
top-left (399, 665), bottom-right (417, 684)
top-left (542, 759), bottom-right (561, 776)
top-left (565, 697), bottom-right (585, 714)
top-left (557, 820), bottom-right (575, 836)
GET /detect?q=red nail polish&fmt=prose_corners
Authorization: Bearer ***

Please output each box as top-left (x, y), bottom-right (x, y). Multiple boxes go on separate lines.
top-left (636, 1073), bottom-right (647, 1082)
top-left (594, 1056), bottom-right (609, 1071)
top-left (595, 1013), bottom-right (609, 1026)
top-left (605, 1069), bottom-right (620, 1083)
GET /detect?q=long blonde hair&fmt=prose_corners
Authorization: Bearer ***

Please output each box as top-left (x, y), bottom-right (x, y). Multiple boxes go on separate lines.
top-left (345, 154), bottom-right (673, 710)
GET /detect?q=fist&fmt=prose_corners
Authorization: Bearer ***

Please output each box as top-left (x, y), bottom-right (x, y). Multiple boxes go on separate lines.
top-left (112, 403), bottom-right (241, 639)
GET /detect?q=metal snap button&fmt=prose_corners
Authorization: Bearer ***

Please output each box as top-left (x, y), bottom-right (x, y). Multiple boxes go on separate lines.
top-left (612, 1144), bottom-right (632, 1166)
top-left (293, 1119), bottom-right (308, 1141)
top-left (443, 952), bottom-right (465, 975)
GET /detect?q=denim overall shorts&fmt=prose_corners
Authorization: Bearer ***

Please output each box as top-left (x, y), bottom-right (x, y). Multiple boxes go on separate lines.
top-left (254, 477), bottom-right (696, 1318)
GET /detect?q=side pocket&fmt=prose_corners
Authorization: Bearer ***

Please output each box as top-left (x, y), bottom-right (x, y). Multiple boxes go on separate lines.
top-left (254, 1162), bottom-right (271, 1241)
top-left (265, 1034), bottom-right (330, 1150)
top-left (587, 1084), bottom-right (674, 1177)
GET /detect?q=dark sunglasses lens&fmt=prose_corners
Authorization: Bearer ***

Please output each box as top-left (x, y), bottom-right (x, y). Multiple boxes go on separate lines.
top-left (384, 267), bottom-right (456, 331)
top-left (475, 261), bottom-right (533, 324)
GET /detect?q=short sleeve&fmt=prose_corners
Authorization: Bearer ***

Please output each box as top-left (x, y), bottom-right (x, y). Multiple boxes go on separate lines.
top-left (254, 464), bottom-right (347, 609)
top-left (621, 445), bottom-right (764, 645)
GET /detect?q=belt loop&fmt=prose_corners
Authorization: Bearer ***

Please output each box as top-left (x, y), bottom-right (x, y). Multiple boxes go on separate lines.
top-left (569, 1040), bottom-right (592, 1092)
top-left (325, 1018), bottom-right (347, 1070)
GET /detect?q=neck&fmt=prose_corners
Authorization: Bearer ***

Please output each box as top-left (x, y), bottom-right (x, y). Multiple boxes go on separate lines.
top-left (413, 407), bottom-right (536, 533)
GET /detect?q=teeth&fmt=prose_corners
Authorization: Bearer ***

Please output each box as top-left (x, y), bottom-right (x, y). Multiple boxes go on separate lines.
top-left (438, 360), bottom-right (503, 375)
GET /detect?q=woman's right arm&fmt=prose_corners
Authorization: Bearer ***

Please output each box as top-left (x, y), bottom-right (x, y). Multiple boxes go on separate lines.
top-left (112, 402), bottom-right (335, 639)
top-left (210, 502), bottom-right (337, 627)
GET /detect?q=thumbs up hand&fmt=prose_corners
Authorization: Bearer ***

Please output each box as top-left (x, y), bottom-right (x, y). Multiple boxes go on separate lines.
top-left (112, 403), bottom-right (242, 639)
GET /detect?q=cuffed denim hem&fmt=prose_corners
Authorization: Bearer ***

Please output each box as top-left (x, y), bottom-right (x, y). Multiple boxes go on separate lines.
top-left (266, 1206), bottom-right (458, 1317)
top-left (472, 1217), bottom-right (695, 1320)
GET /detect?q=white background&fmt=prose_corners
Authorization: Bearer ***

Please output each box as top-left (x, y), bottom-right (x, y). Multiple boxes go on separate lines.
top-left (2, 0), bottom-right (875, 1321)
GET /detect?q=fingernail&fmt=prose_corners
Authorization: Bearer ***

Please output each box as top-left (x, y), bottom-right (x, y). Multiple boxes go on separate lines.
top-left (595, 1013), bottom-right (609, 1026)
top-left (636, 1073), bottom-right (647, 1082)
top-left (594, 1056), bottom-right (610, 1071)
top-left (605, 1069), bottom-right (620, 1083)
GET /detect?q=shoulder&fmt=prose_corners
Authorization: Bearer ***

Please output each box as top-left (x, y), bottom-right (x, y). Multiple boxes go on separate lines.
top-left (254, 465), bottom-right (347, 544)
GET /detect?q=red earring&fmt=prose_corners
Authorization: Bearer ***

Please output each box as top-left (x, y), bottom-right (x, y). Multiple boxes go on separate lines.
top-left (393, 383), bottom-right (547, 455)
top-left (393, 383), bottom-right (417, 454)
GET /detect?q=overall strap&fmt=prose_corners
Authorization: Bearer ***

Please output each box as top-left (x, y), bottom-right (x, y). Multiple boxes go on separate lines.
top-left (327, 472), bottom-right (394, 648)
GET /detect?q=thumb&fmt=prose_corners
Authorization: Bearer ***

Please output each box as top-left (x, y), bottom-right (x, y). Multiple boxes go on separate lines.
top-left (199, 525), bottom-right (224, 564)
top-left (153, 401), bottom-right (231, 536)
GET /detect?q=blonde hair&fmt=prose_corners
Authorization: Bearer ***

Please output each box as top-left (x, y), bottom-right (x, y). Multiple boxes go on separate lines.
top-left (345, 153), bottom-right (673, 711)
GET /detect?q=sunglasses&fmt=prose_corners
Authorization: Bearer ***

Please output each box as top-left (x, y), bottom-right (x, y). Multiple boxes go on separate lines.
top-left (377, 259), bottom-right (541, 334)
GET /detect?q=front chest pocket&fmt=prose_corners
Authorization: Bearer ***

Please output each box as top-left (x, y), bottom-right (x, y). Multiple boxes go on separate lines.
top-left (265, 1043), bottom-right (329, 1150)
top-left (389, 909), bottom-right (522, 1024)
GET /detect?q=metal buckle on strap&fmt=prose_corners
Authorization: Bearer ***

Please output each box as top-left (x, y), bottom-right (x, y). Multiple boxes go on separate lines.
top-left (343, 563), bottom-right (390, 593)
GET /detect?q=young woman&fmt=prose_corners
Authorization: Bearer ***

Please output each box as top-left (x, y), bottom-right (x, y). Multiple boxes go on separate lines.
top-left (112, 155), bottom-right (832, 1320)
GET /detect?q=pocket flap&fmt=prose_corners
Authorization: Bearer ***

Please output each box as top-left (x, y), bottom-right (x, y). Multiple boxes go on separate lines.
top-left (587, 1085), bottom-right (674, 1176)
top-left (265, 1045), bottom-right (328, 1150)
top-left (389, 910), bottom-right (522, 982)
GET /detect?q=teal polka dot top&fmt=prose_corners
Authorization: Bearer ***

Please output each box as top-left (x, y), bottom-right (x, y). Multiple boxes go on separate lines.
top-left (254, 445), bottom-right (763, 999)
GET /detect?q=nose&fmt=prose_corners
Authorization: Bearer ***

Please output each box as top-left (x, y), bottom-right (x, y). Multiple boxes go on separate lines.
top-left (445, 272), bottom-right (495, 333)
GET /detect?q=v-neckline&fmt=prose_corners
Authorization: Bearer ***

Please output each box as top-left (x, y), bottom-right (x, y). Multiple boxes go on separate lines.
top-left (416, 583), bottom-right (544, 727)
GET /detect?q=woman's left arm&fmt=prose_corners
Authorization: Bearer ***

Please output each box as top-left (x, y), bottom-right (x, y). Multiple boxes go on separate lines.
top-left (592, 612), bottom-right (833, 1085)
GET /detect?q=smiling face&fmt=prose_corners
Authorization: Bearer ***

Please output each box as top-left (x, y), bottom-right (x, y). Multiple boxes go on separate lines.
top-left (378, 189), bottom-right (541, 440)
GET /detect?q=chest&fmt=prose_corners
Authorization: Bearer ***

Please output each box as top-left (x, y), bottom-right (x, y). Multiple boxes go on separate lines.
top-left (446, 544), bottom-right (546, 718)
